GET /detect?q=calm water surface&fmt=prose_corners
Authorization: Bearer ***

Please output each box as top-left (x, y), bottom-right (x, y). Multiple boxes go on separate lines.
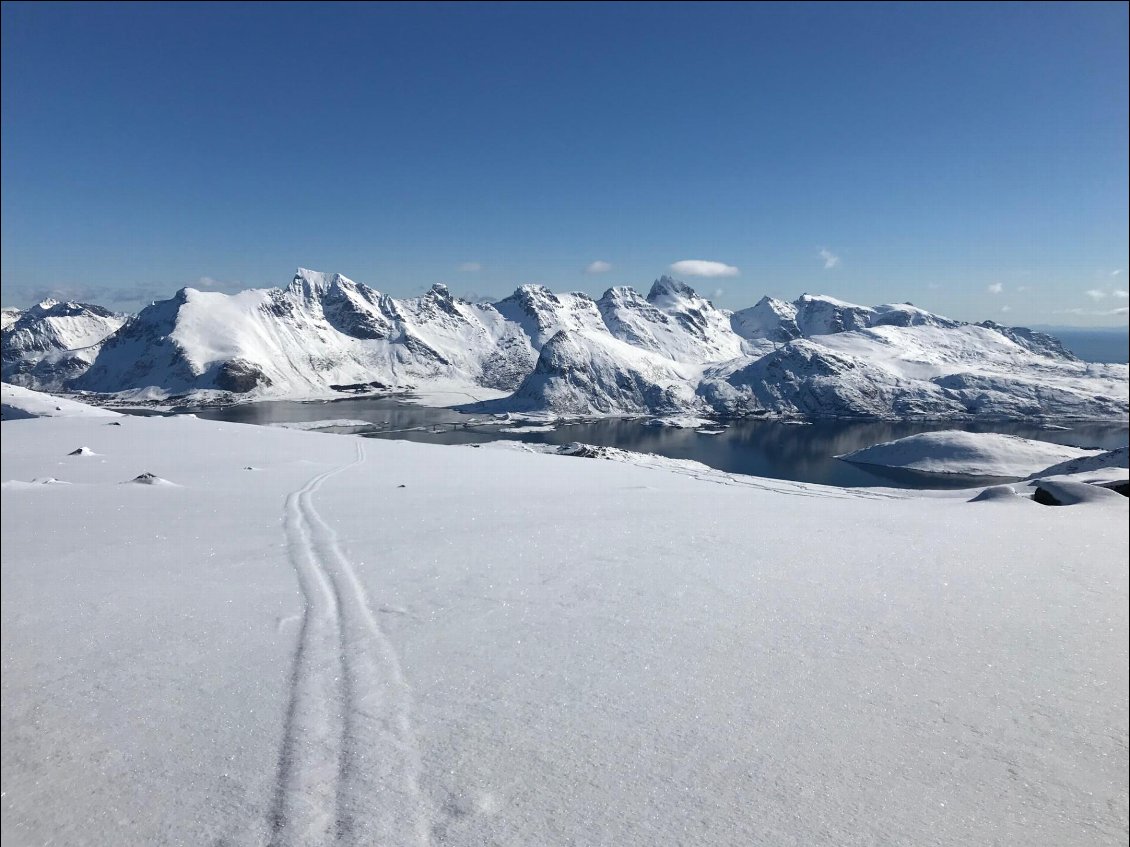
top-left (181, 396), bottom-right (1129, 490)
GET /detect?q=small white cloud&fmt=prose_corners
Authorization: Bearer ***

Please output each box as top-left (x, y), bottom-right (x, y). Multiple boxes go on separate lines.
top-left (458, 262), bottom-right (482, 273)
top-left (669, 259), bottom-right (739, 278)
top-left (1115, 306), bottom-right (1130, 316)
top-left (1001, 305), bottom-right (1012, 313)
top-left (987, 282), bottom-right (1003, 294)
top-left (926, 282), bottom-right (941, 290)
top-left (712, 288), bottom-right (724, 299)
top-left (1015, 285), bottom-right (1028, 293)
top-left (818, 248), bottom-right (840, 269)
top-left (195, 276), bottom-right (223, 289)
top-left (1111, 269), bottom-right (1123, 276)
top-left (1113, 290), bottom-right (1129, 299)
top-left (584, 260), bottom-right (612, 275)
top-left (1086, 289), bottom-right (1107, 300)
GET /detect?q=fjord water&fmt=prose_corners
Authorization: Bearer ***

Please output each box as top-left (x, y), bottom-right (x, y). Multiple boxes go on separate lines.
top-left (187, 396), bottom-right (1129, 489)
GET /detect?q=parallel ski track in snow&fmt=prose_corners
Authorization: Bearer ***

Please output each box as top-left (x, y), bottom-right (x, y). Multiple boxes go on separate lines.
top-left (271, 440), bottom-right (430, 847)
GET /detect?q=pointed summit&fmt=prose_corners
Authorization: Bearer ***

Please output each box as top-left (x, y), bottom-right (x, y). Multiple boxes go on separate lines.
top-left (646, 276), bottom-right (698, 303)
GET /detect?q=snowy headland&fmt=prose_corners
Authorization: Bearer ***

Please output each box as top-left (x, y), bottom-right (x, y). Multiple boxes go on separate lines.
top-left (2, 387), bottom-right (1127, 845)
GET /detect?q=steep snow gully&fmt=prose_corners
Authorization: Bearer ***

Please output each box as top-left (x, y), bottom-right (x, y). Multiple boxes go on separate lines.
top-left (272, 441), bottom-right (429, 846)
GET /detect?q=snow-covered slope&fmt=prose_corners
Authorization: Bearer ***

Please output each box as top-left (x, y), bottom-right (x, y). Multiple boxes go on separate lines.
top-left (503, 329), bottom-right (700, 415)
top-left (74, 271), bottom-right (535, 398)
top-left (1026, 445), bottom-right (1130, 480)
top-left (1, 299), bottom-right (127, 390)
top-left (1, 382), bottom-right (121, 420)
top-left (4, 272), bottom-right (1126, 420)
top-left (730, 295), bottom-right (801, 343)
top-left (837, 430), bottom-right (1104, 478)
top-left (2, 412), bottom-right (1126, 846)
top-left (1, 307), bottom-right (22, 331)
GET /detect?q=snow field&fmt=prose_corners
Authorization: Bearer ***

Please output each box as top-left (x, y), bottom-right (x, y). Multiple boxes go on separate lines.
top-left (2, 412), bottom-right (1127, 845)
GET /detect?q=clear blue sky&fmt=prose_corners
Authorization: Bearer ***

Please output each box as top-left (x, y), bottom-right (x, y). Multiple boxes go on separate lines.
top-left (2, 1), bottom-right (1127, 325)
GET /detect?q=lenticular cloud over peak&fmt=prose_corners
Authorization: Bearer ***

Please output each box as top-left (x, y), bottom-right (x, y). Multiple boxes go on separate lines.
top-left (668, 260), bottom-right (739, 278)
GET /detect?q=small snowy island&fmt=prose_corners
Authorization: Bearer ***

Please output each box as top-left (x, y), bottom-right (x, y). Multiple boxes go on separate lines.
top-left (836, 429), bottom-right (1112, 478)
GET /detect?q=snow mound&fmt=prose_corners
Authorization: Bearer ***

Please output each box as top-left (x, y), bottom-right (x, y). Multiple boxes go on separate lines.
top-left (124, 472), bottom-right (176, 486)
top-left (1032, 480), bottom-right (1126, 506)
top-left (68, 446), bottom-right (96, 456)
top-left (968, 485), bottom-right (1023, 502)
top-left (1027, 446), bottom-right (1129, 480)
top-left (838, 430), bottom-right (1103, 478)
top-left (1, 383), bottom-right (121, 420)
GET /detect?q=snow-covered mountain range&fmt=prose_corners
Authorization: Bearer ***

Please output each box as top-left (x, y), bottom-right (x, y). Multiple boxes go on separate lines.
top-left (3, 269), bottom-right (1126, 419)
top-left (1, 300), bottom-right (127, 391)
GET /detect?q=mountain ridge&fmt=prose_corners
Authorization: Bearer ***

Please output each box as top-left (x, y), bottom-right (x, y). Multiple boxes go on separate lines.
top-left (2, 269), bottom-right (1126, 420)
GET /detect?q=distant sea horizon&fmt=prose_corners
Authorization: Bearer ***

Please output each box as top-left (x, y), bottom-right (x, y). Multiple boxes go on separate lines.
top-left (1033, 326), bottom-right (1129, 364)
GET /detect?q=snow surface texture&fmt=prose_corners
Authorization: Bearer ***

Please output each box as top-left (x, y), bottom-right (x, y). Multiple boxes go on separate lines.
top-left (4, 270), bottom-right (1126, 420)
top-left (837, 430), bottom-right (1105, 478)
top-left (2, 399), bottom-right (1127, 846)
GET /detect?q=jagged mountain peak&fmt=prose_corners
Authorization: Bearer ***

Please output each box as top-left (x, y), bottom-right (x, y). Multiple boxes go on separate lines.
top-left (288, 268), bottom-right (365, 300)
top-left (598, 286), bottom-right (648, 305)
top-left (500, 284), bottom-right (562, 315)
top-left (647, 276), bottom-right (699, 303)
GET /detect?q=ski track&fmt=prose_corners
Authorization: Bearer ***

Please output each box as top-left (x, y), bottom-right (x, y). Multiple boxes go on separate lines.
top-left (271, 440), bottom-right (430, 847)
